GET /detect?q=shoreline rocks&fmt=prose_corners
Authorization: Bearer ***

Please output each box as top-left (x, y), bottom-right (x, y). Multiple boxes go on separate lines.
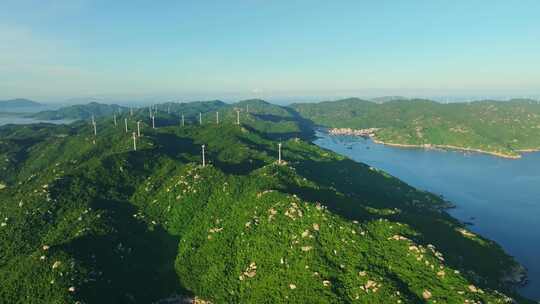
top-left (502, 264), bottom-right (528, 287)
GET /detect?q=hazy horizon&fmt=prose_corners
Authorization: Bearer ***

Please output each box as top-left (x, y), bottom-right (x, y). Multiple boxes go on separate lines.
top-left (3, 93), bottom-right (540, 108)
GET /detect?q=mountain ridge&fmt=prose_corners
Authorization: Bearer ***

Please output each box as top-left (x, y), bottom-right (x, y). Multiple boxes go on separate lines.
top-left (0, 98), bottom-right (42, 109)
top-left (0, 102), bottom-right (533, 303)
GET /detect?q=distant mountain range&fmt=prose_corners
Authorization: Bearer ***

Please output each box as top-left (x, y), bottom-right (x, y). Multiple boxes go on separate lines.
top-left (369, 96), bottom-right (410, 103)
top-left (12, 96), bottom-right (540, 159)
top-left (30, 102), bottom-right (128, 120)
top-left (0, 98), bottom-right (42, 109)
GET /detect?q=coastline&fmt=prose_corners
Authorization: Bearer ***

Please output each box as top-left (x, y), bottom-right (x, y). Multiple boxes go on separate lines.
top-left (317, 129), bottom-right (533, 293)
top-left (326, 127), bottom-right (528, 159)
top-left (371, 138), bottom-right (522, 159)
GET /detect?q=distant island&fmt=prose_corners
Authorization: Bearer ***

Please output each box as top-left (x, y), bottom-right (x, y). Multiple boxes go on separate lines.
top-left (0, 98), bottom-right (42, 110)
top-left (292, 98), bottom-right (540, 159)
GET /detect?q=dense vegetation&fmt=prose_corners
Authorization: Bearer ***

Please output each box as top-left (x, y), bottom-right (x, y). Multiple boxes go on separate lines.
top-left (0, 100), bottom-right (533, 303)
top-left (30, 102), bottom-right (129, 120)
top-left (29, 100), bottom-right (229, 122)
top-left (292, 98), bottom-right (540, 158)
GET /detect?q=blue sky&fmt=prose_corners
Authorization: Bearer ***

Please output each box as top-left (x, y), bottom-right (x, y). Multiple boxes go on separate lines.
top-left (1, 0), bottom-right (539, 103)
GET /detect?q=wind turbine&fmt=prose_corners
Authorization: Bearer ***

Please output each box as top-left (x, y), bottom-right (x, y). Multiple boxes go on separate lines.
top-left (90, 115), bottom-right (97, 145)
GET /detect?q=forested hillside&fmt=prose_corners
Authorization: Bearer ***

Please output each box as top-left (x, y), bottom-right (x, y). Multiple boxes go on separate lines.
top-left (0, 100), bottom-right (533, 303)
top-left (31, 102), bottom-right (129, 120)
top-left (291, 98), bottom-right (540, 158)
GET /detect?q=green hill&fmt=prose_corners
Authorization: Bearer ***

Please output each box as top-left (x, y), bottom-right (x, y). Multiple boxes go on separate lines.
top-left (31, 102), bottom-right (129, 120)
top-left (0, 98), bottom-right (42, 110)
top-left (0, 98), bottom-right (46, 114)
top-left (0, 102), bottom-right (533, 303)
top-left (291, 98), bottom-right (540, 158)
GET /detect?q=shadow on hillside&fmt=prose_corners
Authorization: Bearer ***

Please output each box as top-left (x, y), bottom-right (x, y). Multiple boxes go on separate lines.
top-left (282, 107), bottom-right (317, 140)
top-left (210, 157), bottom-right (267, 176)
top-left (151, 133), bottom-right (199, 160)
top-left (149, 132), bottom-right (268, 175)
top-left (61, 198), bottom-right (191, 304)
top-left (241, 124), bottom-right (304, 141)
top-left (243, 107), bottom-right (316, 141)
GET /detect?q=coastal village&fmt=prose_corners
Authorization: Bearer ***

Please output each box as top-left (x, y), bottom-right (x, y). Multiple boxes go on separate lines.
top-left (327, 127), bottom-right (379, 137)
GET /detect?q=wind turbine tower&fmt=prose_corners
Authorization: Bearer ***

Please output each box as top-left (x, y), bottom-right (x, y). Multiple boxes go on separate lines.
top-left (137, 121), bottom-right (141, 137)
top-left (236, 110), bottom-right (240, 125)
top-left (132, 132), bottom-right (137, 151)
top-left (124, 118), bottom-right (128, 133)
top-left (278, 142), bottom-right (282, 164)
top-left (201, 145), bottom-right (206, 167)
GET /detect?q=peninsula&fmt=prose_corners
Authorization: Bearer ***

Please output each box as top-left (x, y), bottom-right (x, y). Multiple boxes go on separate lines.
top-left (292, 98), bottom-right (540, 159)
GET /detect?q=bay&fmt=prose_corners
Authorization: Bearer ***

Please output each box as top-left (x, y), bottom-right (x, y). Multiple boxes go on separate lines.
top-left (314, 131), bottom-right (540, 300)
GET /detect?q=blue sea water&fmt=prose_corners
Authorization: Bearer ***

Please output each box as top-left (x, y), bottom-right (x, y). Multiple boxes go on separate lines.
top-left (314, 131), bottom-right (540, 300)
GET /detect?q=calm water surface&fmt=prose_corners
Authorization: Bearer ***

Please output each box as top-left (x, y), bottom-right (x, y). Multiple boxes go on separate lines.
top-left (0, 115), bottom-right (74, 126)
top-left (314, 131), bottom-right (540, 300)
